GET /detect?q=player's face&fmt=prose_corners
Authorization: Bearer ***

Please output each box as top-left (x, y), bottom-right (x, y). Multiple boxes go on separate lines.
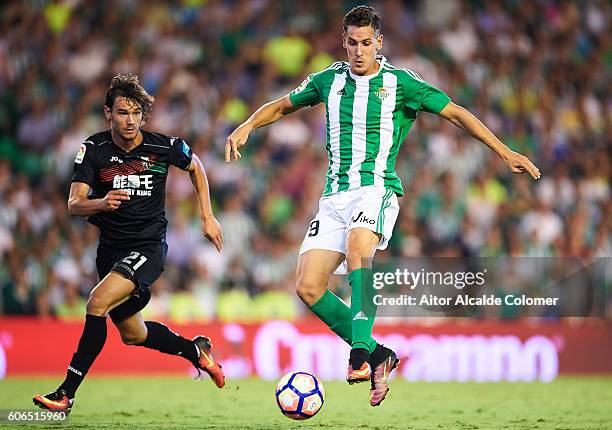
top-left (105, 97), bottom-right (143, 142)
top-left (343, 25), bottom-right (383, 76)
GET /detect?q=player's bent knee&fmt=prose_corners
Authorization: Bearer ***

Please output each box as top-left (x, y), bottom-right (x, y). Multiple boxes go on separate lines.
top-left (345, 238), bottom-right (380, 271)
top-left (86, 295), bottom-right (111, 316)
top-left (121, 332), bottom-right (147, 345)
top-left (296, 281), bottom-right (325, 306)
top-left (345, 250), bottom-right (368, 271)
top-left (347, 227), bottom-right (380, 246)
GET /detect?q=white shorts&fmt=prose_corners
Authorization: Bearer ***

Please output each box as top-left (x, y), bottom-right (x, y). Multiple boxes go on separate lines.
top-left (299, 186), bottom-right (400, 275)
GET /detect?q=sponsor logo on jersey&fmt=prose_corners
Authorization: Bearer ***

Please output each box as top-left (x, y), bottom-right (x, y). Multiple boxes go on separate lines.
top-left (375, 87), bottom-right (388, 101)
top-left (351, 211), bottom-right (375, 225)
top-left (75, 143), bottom-right (87, 164)
top-left (113, 174), bottom-right (154, 196)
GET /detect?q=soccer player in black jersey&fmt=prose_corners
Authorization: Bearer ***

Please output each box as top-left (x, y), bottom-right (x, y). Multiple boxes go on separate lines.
top-left (33, 74), bottom-right (225, 413)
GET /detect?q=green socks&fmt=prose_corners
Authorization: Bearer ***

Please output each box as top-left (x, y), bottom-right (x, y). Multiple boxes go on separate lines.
top-left (308, 288), bottom-right (376, 352)
top-left (309, 290), bottom-right (352, 344)
top-left (348, 268), bottom-right (377, 351)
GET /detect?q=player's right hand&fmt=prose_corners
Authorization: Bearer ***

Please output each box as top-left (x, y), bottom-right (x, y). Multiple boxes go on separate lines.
top-left (100, 189), bottom-right (130, 211)
top-left (225, 125), bottom-right (250, 162)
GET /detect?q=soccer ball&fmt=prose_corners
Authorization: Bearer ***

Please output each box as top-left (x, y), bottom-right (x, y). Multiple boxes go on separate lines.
top-left (275, 371), bottom-right (325, 420)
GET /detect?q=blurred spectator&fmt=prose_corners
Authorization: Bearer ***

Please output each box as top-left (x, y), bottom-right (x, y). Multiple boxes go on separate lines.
top-left (0, 0), bottom-right (609, 320)
top-left (521, 201), bottom-right (564, 248)
top-left (216, 193), bottom-right (256, 262)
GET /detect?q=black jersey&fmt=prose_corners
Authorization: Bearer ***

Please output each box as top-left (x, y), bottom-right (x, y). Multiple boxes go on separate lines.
top-left (71, 130), bottom-right (193, 247)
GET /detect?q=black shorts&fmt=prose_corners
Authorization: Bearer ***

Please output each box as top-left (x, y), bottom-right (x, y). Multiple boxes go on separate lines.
top-left (96, 240), bottom-right (168, 324)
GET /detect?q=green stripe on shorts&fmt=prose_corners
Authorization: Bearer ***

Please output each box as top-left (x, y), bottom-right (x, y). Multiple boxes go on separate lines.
top-left (377, 188), bottom-right (392, 232)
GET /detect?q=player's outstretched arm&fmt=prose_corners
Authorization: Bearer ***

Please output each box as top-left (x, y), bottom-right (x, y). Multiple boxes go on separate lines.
top-left (67, 182), bottom-right (130, 216)
top-left (438, 102), bottom-right (541, 180)
top-left (187, 153), bottom-right (223, 252)
top-left (225, 95), bottom-right (301, 162)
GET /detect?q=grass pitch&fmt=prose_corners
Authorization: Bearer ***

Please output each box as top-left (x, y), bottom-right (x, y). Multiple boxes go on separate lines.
top-left (1, 376), bottom-right (611, 429)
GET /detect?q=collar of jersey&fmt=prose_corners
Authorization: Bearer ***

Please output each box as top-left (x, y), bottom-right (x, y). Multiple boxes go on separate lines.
top-left (348, 55), bottom-right (387, 81)
top-left (109, 130), bottom-right (145, 154)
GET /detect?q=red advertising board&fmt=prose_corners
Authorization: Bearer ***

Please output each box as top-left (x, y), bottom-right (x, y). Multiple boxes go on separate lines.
top-left (0, 318), bottom-right (610, 381)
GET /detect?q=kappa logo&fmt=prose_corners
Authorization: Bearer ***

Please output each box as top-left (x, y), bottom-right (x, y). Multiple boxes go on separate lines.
top-left (351, 211), bottom-right (375, 225)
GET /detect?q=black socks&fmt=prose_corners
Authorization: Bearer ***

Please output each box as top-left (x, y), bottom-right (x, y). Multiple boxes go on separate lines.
top-left (369, 343), bottom-right (385, 366)
top-left (60, 314), bottom-right (108, 398)
top-left (139, 321), bottom-right (199, 365)
top-left (59, 317), bottom-right (200, 398)
top-left (349, 347), bottom-right (370, 369)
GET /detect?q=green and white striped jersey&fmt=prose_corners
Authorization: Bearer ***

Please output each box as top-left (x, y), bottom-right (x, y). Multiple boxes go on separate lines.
top-left (288, 55), bottom-right (450, 197)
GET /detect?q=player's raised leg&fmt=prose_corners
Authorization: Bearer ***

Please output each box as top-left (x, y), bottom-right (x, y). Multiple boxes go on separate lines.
top-left (114, 312), bottom-right (225, 388)
top-left (33, 272), bottom-right (136, 413)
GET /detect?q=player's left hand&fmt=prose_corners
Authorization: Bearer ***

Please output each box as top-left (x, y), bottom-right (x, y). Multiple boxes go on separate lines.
top-left (202, 216), bottom-right (223, 252)
top-left (225, 125), bottom-right (251, 162)
top-left (503, 150), bottom-right (541, 180)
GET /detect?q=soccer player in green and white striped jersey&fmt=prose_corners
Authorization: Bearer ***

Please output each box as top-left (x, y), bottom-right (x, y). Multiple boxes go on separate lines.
top-left (226, 6), bottom-right (540, 406)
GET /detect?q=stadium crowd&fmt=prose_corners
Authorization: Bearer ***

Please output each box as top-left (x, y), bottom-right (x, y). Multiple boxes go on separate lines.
top-left (0, 0), bottom-right (609, 321)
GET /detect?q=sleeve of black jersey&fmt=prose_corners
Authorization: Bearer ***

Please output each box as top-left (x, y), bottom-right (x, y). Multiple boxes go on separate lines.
top-left (71, 141), bottom-right (96, 186)
top-left (168, 137), bottom-right (193, 170)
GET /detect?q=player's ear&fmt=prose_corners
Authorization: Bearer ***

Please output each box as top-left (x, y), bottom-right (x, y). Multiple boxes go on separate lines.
top-left (104, 106), bottom-right (111, 122)
top-left (376, 33), bottom-right (383, 50)
top-left (342, 32), bottom-right (347, 48)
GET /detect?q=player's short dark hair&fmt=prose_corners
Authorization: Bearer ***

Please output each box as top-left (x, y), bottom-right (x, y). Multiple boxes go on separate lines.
top-left (343, 6), bottom-right (382, 34)
top-left (104, 73), bottom-right (155, 120)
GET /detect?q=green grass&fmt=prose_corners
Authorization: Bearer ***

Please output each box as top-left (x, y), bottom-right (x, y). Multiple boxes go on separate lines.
top-left (1, 377), bottom-right (611, 429)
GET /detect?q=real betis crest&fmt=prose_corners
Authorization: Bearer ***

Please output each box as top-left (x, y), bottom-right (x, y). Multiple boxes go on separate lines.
top-left (375, 87), bottom-right (388, 101)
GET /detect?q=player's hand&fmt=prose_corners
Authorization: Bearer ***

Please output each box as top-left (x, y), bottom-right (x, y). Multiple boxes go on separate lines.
top-left (503, 151), bottom-right (541, 180)
top-left (100, 189), bottom-right (130, 211)
top-left (225, 125), bottom-right (250, 162)
top-left (202, 216), bottom-right (223, 252)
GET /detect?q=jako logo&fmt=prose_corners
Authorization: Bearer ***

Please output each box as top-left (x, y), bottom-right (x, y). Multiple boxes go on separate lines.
top-left (351, 211), bottom-right (375, 224)
top-left (110, 156), bottom-right (123, 163)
